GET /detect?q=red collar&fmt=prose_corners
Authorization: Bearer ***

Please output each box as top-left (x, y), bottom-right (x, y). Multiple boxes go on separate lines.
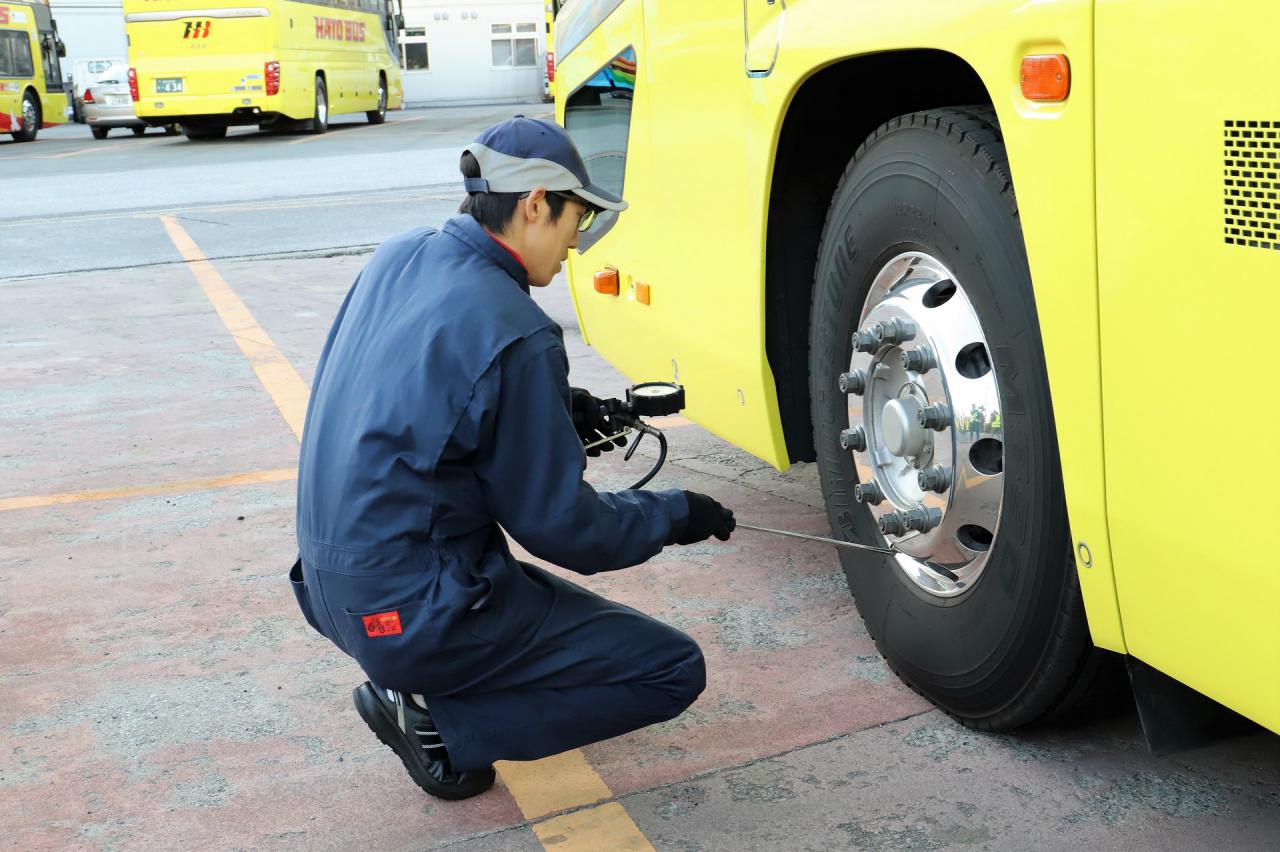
top-left (486, 232), bottom-right (527, 272)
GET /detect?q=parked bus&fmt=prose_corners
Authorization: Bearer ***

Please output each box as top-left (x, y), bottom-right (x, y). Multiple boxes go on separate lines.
top-left (123, 0), bottom-right (405, 140)
top-left (0, 0), bottom-right (69, 142)
top-left (554, 1), bottom-right (1280, 744)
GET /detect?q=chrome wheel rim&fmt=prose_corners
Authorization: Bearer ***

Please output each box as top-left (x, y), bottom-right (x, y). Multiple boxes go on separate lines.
top-left (317, 89), bottom-right (328, 123)
top-left (378, 85), bottom-right (386, 115)
top-left (22, 96), bottom-right (37, 131)
top-left (844, 252), bottom-right (1004, 598)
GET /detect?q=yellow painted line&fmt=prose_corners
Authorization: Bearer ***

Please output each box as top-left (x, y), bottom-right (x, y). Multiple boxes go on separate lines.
top-left (159, 214), bottom-right (655, 852)
top-left (498, 751), bottom-right (612, 819)
top-left (0, 468), bottom-right (296, 512)
top-left (532, 803), bottom-right (655, 852)
top-left (159, 215), bottom-right (310, 439)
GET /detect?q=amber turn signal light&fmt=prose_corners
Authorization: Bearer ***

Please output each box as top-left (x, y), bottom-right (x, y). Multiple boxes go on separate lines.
top-left (594, 268), bottom-right (619, 296)
top-left (635, 282), bottom-right (651, 305)
top-left (1020, 54), bottom-right (1070, 101)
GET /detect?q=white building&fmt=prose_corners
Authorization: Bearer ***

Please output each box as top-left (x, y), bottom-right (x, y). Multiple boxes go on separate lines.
top-left (48, 0), bottom-right (546, 107)
top-left (399, 1), bottom-right (546, 106)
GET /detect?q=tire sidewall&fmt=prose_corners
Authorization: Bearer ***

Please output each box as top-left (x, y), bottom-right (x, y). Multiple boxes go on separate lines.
top-left (16, 92), bottom-right (40, 142)
top-left (810, 120), bottom-right (1071, 719)
top-left (313, 77), bottom-right (328, 133)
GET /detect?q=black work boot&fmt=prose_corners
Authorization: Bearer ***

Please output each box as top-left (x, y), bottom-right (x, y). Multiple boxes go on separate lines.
top-left (352, 682), bottom-right (496, 800)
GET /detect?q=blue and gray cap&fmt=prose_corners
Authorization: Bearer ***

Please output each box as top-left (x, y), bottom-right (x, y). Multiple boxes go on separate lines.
top-left (462, 115), bottom-right (627, 213)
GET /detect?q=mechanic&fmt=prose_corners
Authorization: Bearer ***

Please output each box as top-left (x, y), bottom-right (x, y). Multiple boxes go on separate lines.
top-left (289, 116), bottom-right (736, 800)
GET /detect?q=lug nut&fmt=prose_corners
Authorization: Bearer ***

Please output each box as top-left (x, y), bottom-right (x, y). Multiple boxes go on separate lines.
top-left (852, 329), bottom-right (880, 354)
top-left (839, 426), bottom-right (867, 452)
top-left (879, 506), bottom-right (944, 536)
top-left (878, 511), bottom-right (909, 536)
top-left (838, 370), bottom-right (867, 395)
top-left (904, 506), bottom-right (943, 533)
top-left (918, 403), bottom-right (952, 431)
top-left (918, 465), bottom-right (952, 493)
top-left (853, 481), bottom-right (884, 505)
top-left (901, 346), bottom-right (936, 373)
top-left (874, 317), bottom-right (916, 346)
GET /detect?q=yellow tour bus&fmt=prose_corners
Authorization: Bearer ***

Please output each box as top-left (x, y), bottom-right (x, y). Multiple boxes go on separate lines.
top-left (124, 0), bottom-right (404, 140)
top-left (0, 0), bottom-right (69, 142)
top-left (554, 1), bottom-right (1280, 747)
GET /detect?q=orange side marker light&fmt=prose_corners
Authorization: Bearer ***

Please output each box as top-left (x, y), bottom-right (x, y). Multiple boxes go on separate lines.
top-left (1020, 54), bottom-right (1070, 102)
top-left (594, 268), bottom-right (619, 296)
top-left (635, 282), bottom-right (651, 305)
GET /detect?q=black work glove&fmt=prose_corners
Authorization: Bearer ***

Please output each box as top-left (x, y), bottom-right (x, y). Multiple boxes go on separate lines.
top-left (570, 387), bottom-right (628, 457)
top-left (676, 491), bottom-right (736, 545)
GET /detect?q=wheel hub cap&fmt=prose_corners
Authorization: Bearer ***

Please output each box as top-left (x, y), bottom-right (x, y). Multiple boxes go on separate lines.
top-left (844, 252), bottom-right (1005, 598)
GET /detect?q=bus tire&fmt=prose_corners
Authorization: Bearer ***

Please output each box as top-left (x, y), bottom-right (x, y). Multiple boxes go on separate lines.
top-left (12, 90), bottom-right (40, 143)
top-left (808, 107), bottom-right (1117, 730)
top-left (91, 126), bottom-right (109, 140)
top-left (366, 75), bottom-right (387, 125)
top-left (311, 75), bottom-right (328, 134)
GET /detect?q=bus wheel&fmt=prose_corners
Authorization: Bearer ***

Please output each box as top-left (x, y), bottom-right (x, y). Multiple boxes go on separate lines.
top-left (91, 126), bottom-right (109, 140)
top-left (366, 77), bottom-right (387, 125)
top-left (12, 91), bottom-right (40, 143)
top-left (311, 76), bottom-right (329, 134)
top-left (808, 107), bottom-right (1117, 731)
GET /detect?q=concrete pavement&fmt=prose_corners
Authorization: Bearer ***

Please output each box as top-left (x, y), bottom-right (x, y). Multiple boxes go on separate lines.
top-left (2, 104), bottom-right (1279, 851)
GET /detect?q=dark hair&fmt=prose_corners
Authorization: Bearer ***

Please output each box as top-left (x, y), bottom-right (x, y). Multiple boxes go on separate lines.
top-left (459, 151), bottom-right (568, 232)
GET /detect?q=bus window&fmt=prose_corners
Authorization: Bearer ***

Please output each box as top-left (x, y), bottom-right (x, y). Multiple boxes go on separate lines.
top-left (40, 31), bottom-right (63, 90)
top-left (564, 45), bottom-right (636, 250)
top-left (0, 30), bottom-right (35, 78)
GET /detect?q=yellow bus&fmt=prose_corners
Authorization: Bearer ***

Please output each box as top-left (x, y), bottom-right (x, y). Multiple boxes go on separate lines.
top-left (555, 1), bottom-right (1280, 746)
top-left (0, 0), bottom-right (69, 142)
top-left (124, 0), bottom-right (404, 140)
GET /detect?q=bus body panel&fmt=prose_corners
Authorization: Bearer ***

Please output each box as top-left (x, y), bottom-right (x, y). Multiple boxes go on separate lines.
top-left (559, 0), bottom-right (1280, 730)
top-left (125, 0), bottom-right (402, 125)
top-left (0, 0), bottom-right (70, 133)
top-left (1095, 0), bottom-right (1280, 732)
top-left (557, 0), bottom-right (1127, 657)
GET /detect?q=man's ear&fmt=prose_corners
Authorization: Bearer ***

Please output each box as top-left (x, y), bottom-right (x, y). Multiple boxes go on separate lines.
top-left (523, 188), bottom-right (548, 224)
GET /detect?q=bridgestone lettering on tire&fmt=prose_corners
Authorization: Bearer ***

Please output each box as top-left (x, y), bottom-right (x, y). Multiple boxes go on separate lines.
top-left (808, 107), bottom-right (1113, 729)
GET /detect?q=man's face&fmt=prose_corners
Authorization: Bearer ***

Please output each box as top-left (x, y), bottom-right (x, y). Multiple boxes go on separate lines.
top-left (519, 189), bottom-right (588, 288)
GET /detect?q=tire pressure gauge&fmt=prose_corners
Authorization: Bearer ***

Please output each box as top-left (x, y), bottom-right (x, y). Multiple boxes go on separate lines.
top-left (625, 382), bottom-right (685, 418)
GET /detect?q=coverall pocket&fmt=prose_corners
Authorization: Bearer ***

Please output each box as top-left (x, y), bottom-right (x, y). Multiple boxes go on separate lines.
top-left (339, 597), bottom-right (443, 691)
top-left (288, 559), bottom-right (323, 635)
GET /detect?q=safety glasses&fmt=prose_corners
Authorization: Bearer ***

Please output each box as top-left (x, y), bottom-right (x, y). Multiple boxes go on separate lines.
top-left (547, 191), bottom-right (600, 232)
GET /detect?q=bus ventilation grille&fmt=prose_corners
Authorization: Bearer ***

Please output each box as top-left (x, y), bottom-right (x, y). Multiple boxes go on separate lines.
top-left (1225, 120), bottom-right (1279, 251)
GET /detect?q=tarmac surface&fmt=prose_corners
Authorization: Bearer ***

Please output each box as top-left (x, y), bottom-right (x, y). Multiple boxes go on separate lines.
top-left (3, 106), bottom-right (1280, 851)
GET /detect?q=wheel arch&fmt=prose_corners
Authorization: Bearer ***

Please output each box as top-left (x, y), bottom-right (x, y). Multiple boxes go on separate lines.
top-left (766, 49), bottom-right (994, 463)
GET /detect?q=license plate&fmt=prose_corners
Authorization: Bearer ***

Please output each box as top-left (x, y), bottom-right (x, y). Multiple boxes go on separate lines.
top-left (106, 94), bottom-right (128, 106)
top-left (155, 78), bottom-right (183, 94)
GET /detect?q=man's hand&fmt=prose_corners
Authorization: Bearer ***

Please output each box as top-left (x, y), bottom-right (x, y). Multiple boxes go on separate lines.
top-left (570, 387), bottom-right (628, 457)
top-left (676, 491), bottom-right (736, 545)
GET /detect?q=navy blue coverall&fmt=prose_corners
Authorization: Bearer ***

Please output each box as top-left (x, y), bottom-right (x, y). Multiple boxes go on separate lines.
top-left (291, 215), bottom-right (705, 771)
